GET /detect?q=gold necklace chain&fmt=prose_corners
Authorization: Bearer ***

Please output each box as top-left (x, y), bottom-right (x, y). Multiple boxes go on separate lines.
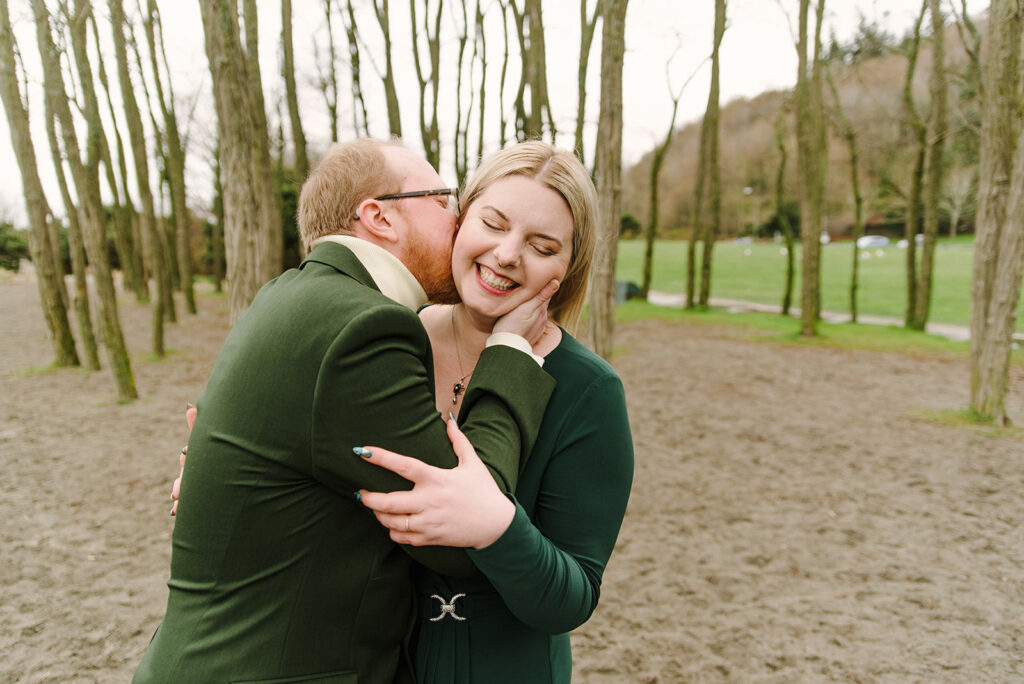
top-left (450, 306), bottom-right (472, 406)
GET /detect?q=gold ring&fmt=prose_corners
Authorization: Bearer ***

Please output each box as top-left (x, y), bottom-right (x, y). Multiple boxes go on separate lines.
top-left (405, 515), bottom-right (411, 533)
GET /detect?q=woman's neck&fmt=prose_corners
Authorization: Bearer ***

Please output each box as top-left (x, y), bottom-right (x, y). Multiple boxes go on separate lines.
top-left (450, 304), bottom-right (492, 364)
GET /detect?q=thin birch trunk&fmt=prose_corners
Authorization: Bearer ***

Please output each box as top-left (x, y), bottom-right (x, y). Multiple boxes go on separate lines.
top-left (588, 0), bottom-right (627, 360)
top-left (0, 0), bottom-right (78, 367)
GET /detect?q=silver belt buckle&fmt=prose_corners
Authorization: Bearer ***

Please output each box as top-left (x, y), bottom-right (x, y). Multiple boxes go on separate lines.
top-left (429, 593), bottom-right (467, 621)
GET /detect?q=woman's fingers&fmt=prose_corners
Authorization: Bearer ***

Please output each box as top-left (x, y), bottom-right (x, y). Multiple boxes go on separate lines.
top-left (358, 488), bottom-right (420, 515)
top-left (355, 445), bottom-right (439, 484)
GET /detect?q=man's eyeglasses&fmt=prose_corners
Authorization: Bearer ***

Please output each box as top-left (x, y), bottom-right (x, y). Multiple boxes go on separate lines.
top-left (353, 187), bottom-right (460, 220)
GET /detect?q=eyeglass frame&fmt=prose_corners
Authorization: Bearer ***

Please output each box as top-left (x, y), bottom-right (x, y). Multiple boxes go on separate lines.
top-left (352, 187), bottom-right (460, 221)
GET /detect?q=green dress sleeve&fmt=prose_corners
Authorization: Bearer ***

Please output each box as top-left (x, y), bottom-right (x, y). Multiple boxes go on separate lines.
top-left (466, 372), bottom-right (633, 633)
top-left (311, 303), bottom-right (554, 576)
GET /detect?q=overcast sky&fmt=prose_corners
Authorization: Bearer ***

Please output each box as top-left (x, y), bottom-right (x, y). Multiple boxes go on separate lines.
top-left (0, 0), bottom-right (988, 226)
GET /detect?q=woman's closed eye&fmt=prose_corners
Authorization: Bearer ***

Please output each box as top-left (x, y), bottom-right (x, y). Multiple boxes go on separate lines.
top-left (482, 219), bottom-right (507, 232)
top-left (531, 242), bottom-right (557, 257)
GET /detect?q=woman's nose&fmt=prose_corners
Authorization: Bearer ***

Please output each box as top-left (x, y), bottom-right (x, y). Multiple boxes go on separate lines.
top-left (493, 237), bottom-right (520, 267)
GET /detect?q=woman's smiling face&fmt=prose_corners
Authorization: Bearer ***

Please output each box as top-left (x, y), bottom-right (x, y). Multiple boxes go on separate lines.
top-left (452, 175), bottom-right (574, 322)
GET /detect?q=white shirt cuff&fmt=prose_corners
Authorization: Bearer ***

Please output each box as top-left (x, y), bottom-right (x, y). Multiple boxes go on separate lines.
top-left (486, 332), bottom-right (545, 367)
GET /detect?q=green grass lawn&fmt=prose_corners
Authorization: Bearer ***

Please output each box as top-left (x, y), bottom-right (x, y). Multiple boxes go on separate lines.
top-left (616, 237), bottom-right (1024, 332)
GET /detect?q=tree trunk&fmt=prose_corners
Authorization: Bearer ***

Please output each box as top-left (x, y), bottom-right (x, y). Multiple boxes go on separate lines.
top-left (67, 1), bottom-right (139, 302)
top-left (774, 106), bottom-right (796, 316)
top-left (33, 0), bottom-right (137, 398)
top-left (373, 0), bottom-right (402, 138)
top-left (317, 0), bottom-right (339, 143)
top-left (641, 95), bottom-right (680, 298)
top-left (795, 0), bottom-right (827, 337)
top-left (902, 2), bottom-right (927, 328)
top-left (0, 0), bottom-right (78, 367)
top-left (474, 0), bottom-right (486, 165)
top-left (241, 0), bottom-right (282, 282)
top-left (200, 0), bottom-right (276, 322)
top-left (89, 12), bottom-right (146, 301)
top-left (110, 0), bottom-right (170, 354)
top-left (969, 0), bottom-right (1024, 424)
top-left (574, 0), bottom-right (601, 165)
top-left (497, 0), bottom-right (510, 147)
top-left (341, 0), bottom-right (369, 137)
top-left (587, 0), bottom-right (627, 360)
top-left (910, 0), bottom-right (947, 330)
top-left (145, 0), bottom-right (196, 315)
top-left (826, 66), bottom-right (864, 323)
top-left (698, 0), bottom-right (725, 307)
top-left (409, 0), bottom-right (443, 169)
top-left (686, 100), bottom-right (709, 310)
top-left (281, 0), bottom-right (308, 180)
top-left (43, 82), bottom-right (100, 370)
top-left (453, 0), bottom-right (471, 186)
top-left (212, 143), bottom-right (225, 292)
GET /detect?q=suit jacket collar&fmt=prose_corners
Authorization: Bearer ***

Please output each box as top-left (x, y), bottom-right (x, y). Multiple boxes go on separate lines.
top-left (301, 236), bottom-right (428, 312)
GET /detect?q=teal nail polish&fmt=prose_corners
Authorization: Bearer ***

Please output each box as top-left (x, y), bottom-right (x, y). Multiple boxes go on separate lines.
top-left (353, 447), bottom-right (372, 458)
top-left (354, 491), bottom-right (362, 502)
top-left (448, 412), bottom-right (456, 423)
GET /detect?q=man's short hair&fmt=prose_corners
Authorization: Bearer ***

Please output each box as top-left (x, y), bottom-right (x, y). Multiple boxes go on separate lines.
top-left (298, 139), bottom-right (402, 253)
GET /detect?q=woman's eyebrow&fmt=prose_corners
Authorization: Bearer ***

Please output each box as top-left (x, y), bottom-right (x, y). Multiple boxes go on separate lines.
top-left (482, 205), bottom-right (508, 222)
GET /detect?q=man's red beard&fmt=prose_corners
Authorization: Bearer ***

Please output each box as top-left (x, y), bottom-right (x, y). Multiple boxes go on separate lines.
top-left (405, 229), bottom-right (461, 305)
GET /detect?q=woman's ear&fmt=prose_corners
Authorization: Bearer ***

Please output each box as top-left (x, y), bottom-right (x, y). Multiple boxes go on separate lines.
top-left (354, 198), bottom-right (399, 244)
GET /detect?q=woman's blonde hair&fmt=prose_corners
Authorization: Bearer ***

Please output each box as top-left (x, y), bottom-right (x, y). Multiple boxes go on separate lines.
top-left (461, 141), bottom-right (598, 332)
top-left (298, 139), bottom-right (402, 253)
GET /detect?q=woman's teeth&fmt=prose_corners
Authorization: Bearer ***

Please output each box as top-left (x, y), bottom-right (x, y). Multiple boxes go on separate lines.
top-left (478, 265), bottom-right (517, 291)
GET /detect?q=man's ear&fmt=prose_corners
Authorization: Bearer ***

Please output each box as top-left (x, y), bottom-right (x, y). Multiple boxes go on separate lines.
top-left (354, 198), bottom-right (399, 244)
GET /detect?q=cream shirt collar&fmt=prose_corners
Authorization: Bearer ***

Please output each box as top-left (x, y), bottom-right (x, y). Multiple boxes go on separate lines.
top-left (311, 235), bottom-right (427, 312)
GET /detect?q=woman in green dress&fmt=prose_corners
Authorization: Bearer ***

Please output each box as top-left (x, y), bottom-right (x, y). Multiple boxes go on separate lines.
top-left (358, 141), bottom-right (634, 683)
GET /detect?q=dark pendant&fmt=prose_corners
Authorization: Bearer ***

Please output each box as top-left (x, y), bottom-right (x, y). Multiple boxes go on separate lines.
top-left (452, 381), bottom-right (465, 404)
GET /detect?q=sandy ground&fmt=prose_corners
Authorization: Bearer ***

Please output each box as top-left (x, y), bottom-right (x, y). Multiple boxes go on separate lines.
top-left (2, 270), bottom-right (1022, 683)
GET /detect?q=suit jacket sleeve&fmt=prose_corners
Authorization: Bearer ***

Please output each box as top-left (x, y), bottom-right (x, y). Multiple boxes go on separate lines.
top-left (310, 303), bottom-right (554, 576)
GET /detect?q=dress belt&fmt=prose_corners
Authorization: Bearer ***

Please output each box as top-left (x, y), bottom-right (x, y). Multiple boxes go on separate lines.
top-left (417, 592), bottom-right (506, 622)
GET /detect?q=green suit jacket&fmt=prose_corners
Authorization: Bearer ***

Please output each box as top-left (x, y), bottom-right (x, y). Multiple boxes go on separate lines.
top-left (133, 242), bottom-right (554, 684)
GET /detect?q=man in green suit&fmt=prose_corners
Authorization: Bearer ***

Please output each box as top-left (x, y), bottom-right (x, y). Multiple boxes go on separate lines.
top-left (133, 140), bottom-right (556, 684)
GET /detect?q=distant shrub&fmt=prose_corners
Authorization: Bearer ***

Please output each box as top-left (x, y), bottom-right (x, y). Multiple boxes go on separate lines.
top-left (0, 222), bottom-right (30, 271)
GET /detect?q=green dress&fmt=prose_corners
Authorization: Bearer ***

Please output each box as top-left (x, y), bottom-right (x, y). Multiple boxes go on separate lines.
top-left (412, 331), bottom-right (634, 683)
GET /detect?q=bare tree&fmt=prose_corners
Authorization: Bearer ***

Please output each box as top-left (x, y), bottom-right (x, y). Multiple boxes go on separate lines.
top-left (574, 0), bottom-right (601, 165)
top-left (588, 0), bottom-right (627, 360)
top-left (410, 0), bottom-right (443, 168)
top-left (200, 0), bottom-right (280, 321)
top-left (372, 0), bottom-right (402, 137)
top-left (508, 0), bottom-right (554, 141)
top-left (909, 0), bottom-right (948, 331)
top-left (89, 10), bottom-right (145, 300)
top-left (453, 0), bottom-right (472, 186)
top-left (826, 65), bottom-right (865, 322)
top-left (144, 0), bottom-right (196, 315)
top-left (774, 104), bottom-right (797, 316)
top-left (338, 0), bottom-right (369, 137)
top-left (900, 2), bottom-right (927, 328)
top-left (497, 0), bottom-right (511, 146)
top-left (795, 0), bottom-right (827, 336)
top-left (41, 60), bottom-right (100, 370)
top-left (941, 165), bottom-right (975, 238)
top-left (110, 0), bottom-right (173, 352)
top-left (641, 49), bottom-right (701, 298)
top-left (969, 0), bottom-right (1024, 424)
top-left (281, 0), bottom-right (308, 180)
top-left (241, 0), bottom-right (282, 277)
top-left (697, 0), bottom-right (726, 307)
top-left (314, 0), bottom-right (339, 142)
top-left (0, 0), bottom-right (78, 367)
top-left (33, 0), bottom-right (137, 398)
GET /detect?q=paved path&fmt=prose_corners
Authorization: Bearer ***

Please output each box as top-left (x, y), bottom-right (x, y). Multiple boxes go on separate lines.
top-left (645, 291), bottom-right (996, 343)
